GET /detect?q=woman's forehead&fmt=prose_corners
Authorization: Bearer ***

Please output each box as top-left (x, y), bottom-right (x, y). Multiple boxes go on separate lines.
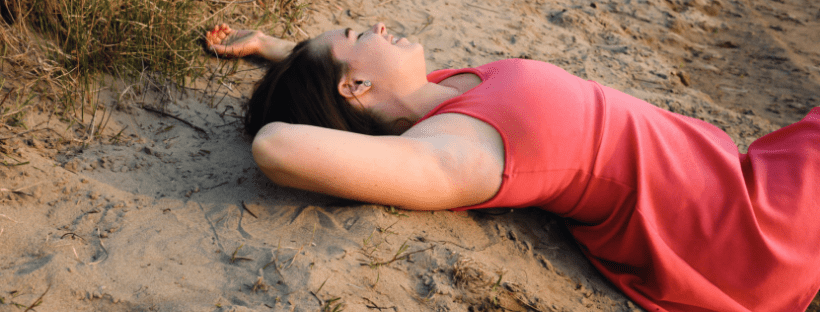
top-left (315, 28), bottom-right (352, 56)
top-left (316, 28), bottom-right (348, 45)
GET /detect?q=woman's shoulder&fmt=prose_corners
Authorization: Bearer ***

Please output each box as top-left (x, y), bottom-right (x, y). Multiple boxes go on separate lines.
top-left (470, 59), bottom-right (576, 87)
top-left (477, 58), bottom-right (557, 71)
top-left (427, 59), bottom-right (553, 83)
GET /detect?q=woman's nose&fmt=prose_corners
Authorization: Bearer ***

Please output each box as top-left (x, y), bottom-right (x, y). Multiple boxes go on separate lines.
top-left (372, 22), bottom-right (386, 35)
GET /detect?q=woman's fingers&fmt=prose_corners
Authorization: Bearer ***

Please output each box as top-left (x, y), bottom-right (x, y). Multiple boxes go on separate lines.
top-left (206, 24), bottom-right (231, 40)
top-left (204, 24), bottom-right (266, 58)
top-left (205, 25), bottom-right (233, 48)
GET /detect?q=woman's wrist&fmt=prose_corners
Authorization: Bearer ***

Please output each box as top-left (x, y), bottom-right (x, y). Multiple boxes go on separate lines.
top-left (259, 36), bottom-right (296, 62)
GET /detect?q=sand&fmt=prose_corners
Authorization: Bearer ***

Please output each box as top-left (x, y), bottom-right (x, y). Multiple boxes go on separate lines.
top-left (1, 0), bottom-right (818, 311)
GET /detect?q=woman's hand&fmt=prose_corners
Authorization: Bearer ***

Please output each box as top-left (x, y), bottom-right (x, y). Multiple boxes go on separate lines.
top-left (205, 24), bottom-right (296, 62)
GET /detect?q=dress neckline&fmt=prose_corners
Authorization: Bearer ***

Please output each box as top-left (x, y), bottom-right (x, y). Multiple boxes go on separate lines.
top-left (414, 66), bottom-right (487, 126)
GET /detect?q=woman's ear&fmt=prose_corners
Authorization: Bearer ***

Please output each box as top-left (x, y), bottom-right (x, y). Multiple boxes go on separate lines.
top-left (338, 75), bottom-right (372, 99)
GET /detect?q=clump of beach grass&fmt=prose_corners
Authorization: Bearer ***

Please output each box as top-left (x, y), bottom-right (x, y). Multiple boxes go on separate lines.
top-left (0, 0), bottom-right (311, 142)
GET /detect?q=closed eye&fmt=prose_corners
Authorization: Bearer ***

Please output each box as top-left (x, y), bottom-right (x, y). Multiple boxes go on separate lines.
top-left (345, 28), bottom-right (366, 41)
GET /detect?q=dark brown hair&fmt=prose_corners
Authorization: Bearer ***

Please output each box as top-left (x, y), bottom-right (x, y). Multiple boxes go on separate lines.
top-left (244, 39), bottom-right (390, 136)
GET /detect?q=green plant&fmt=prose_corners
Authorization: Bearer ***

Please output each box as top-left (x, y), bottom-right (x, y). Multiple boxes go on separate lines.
top-left (385, 206), bottom-right (409, 217)
top-left (322, 297), bottom-right (344, 312)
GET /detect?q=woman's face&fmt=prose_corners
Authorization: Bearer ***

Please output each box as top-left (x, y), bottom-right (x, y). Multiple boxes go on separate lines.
top-left (314, 23), bottom-right (427, 102)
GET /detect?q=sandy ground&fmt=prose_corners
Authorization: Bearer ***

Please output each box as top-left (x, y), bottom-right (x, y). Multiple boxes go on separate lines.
top-left (1, 0), bottom-right (819, 311)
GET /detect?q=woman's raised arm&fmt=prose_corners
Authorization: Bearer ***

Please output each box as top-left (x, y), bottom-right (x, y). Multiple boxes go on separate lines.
top-left (251, 114), bottom-right (504, 210)
top-left (205, 24), bottom-right (296, 61)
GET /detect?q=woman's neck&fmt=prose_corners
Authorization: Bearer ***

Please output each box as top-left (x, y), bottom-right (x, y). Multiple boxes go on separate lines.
top-left (380, 82), bottom-right (459, 134)
top-left (380, 73), bottom-right (482, 135)
top-left (404, 82), bottom-right (462, 120)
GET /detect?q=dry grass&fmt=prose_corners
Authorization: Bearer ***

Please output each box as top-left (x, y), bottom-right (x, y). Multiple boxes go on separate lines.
top-left (0, 0), bottom-right (311, 142)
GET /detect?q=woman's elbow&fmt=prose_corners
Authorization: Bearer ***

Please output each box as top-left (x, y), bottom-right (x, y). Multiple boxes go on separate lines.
top-left (251, 122), bottom-right (288, 177)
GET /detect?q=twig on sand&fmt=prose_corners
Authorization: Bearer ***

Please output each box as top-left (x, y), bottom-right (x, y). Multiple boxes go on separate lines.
top-left (1, 188), bottom-right (18, 194)
top-left (292, 25), bottom-right (310, 38)
top-left (312, 280), bottom-right (343, 311)
top-left (23, 284), bottom-right (50, 312)
top-left (284, 223), bottom-right (318, 269)
top-left (241, 201), bottom-right (258, 218)
top-left (0, 149), bottom-right (29, 167)
top-left (0, 128), bottom-right (45, 141)
top-left (139, 104), bottom-right (210, 139)
top-left (2, 180), bottom-right (48, 196)
top-left (364, 242), bottom-right (435, 268)
top-left (230, 244), bottom-right (253, 263)
top-left (309, 223), bottom-right (317, 246)
top-left (231, 244), bottom-right (243, 263)
top-left (72, 246), bottom-right (81, 263)
top-left (375, 0), bottom-right (398, 7)
top-left (0, 87), bottom-right (12, 107)
top-left (465, 3), bottom-right (498, 13)
top-left (321, 297), bottom-right (343, 311)
top-left (0, 160), bottom-right (29, 167)
top-left (263, 239), bottom-right (286, 277)
top-left (0, 127), bottom-right (66, 142)
top-left (88, 228), bottom-right (109, 265)
top-left (413, 236), bottom-right (476, 251)
top-left (286, 247), bottom-right (304, 270)
top-left (0, 214), bottom-right (20, 223)
top-left (363, 297), bottom-right (397, 311)
top-left (61, 232), bottom-right (85, 241)
top-left (310, 291), bottom-right (325, 306)
top-left (316, 276), bottom-right (330, 294)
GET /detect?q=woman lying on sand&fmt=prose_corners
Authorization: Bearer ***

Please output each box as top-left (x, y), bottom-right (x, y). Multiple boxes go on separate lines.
top-left (205, 23), bottom-right (820, 311)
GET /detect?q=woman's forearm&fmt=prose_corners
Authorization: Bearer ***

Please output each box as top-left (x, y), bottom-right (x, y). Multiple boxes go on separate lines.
top-left (258, 35), bottom-right (296, 62)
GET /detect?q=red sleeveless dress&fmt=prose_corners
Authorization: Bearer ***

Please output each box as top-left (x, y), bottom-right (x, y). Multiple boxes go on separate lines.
top-left (416, 59), bottom-right (820, 311)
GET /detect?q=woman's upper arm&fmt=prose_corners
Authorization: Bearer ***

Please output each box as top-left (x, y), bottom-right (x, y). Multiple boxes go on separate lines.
top-left (401, 114), bottom-right (505, 207)
top-left (251, 116), bottom-right (504, 210)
